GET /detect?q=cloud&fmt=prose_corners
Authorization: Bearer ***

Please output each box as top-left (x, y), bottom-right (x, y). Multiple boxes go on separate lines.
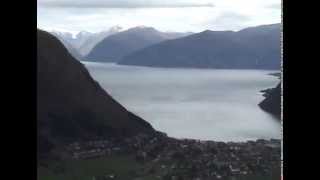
top-left (38, 0), bottom-right (214, 9)
top-left (37, 0), bottom-right (281, 33)
top-left (37, 6), bottom-right (215, 33)
top-left (204, 12), bottom-right (252, 31)
top-left (217, 12), bottom-right (251, 21)
top-left (267, 3), bottom-right (281, 10)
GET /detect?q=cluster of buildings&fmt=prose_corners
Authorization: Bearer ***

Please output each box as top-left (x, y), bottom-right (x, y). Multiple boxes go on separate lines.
top-left (65, 132), bottom-right (281, 180)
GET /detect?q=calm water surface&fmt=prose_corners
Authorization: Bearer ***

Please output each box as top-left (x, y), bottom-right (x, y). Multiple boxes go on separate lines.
top-left (83, 62), bottom-right (280, 142)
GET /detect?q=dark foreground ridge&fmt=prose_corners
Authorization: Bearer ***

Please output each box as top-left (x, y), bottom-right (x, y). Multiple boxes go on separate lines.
top-left (259, 83), bottom-right (281, 119)
top-left (37, 29), bottom-right (155, 156)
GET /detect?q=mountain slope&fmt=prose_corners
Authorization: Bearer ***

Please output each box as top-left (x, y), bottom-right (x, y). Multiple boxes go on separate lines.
top-left (259, 83), bottom-right (281, 118)
top-left (85, 26), bottom-right (192, 62)
top-left (119, 24), bottom-right (281, 69)
top-left (37, 30), bottom-right (154, 154)
top-left (78, 26), bottom-right (123, 56)
top-left (51, 30), bottom-right (93, 49)
top-left (51, 27), bottom-right (123, 57)
top-left (50, 32), bottom-right (83, 60)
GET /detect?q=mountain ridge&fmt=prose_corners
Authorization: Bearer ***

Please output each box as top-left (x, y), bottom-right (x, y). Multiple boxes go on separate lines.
top-left (51, 26), bottom-right (123, 56)
top-left (119, 24), bottom-right (281, 69)
top-left (85, 26), bottom-right (193, 62)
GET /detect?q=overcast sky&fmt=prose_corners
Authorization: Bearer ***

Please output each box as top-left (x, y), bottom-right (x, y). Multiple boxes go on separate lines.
top-left (37, 0), bottom-right (281, 34)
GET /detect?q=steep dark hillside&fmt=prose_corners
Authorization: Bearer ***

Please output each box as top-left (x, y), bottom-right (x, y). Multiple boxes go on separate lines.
top-left (50, 32), bottom-right (83, 61)
top-left (37, 30), bottom-right (154, 154)
top-left (259, 83), bottom-right (281, 118)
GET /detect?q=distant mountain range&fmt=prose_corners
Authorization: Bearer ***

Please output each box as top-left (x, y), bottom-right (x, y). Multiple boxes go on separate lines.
top-left (85, 26), bottom-right (193, 62)
top-left (78, 26), bottom-right (123, 56)
top-left (50, 26), bottom-right (123, 57)
top-left (259, 83), bottom-right (281, 119)
top-left (38, 29), bottom-right (154, 155)
top-left (119, 24), bottom-right (281, 70)
top-left (50, 24), bottom-right (280, 69)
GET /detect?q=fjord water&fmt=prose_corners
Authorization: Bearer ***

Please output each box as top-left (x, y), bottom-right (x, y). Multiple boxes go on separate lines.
top-left (84, 62), bottom-right (280, 142)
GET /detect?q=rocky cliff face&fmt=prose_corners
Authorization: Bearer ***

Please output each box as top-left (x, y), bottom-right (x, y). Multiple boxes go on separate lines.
top-left (259, 83), bottom-right (281, 119)
top-left (37, 30), bottom-right (154, 155)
